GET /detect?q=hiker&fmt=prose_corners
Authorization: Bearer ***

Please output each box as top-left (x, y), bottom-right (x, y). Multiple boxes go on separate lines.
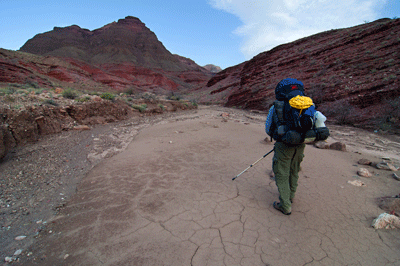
top-left (265, 78), bottom-right (329, 215)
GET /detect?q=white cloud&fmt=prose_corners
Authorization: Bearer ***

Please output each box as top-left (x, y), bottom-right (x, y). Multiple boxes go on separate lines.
top-left (209, 0), bottom-right (383, 59)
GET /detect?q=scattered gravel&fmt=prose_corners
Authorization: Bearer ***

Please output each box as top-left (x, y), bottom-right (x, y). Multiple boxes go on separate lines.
top-left (0, 108), bottom-right (201, 260)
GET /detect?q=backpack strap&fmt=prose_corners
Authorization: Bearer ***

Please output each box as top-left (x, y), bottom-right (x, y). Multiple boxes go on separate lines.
top-left (273, 101), bottom-right (285, 124)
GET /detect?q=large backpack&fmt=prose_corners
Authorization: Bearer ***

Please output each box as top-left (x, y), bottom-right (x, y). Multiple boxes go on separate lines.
top-left (266, 78), bottom-right (329, 145)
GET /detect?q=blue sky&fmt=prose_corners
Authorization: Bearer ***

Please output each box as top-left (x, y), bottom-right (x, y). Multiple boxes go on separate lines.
top-left (0, 0), bottom-right (399, 69)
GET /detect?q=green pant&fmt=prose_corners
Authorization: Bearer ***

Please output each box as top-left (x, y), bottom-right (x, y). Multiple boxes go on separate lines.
top-left (272, 142), bottom-right (305, 213)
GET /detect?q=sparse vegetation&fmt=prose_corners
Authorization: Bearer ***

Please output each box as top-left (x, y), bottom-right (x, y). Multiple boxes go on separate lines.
top-left (322, 99), bottom-right (357, 126)
top-left (140, 92), bottom-right (157, 101)
top-left (62, 88), bottom-right (78, 99)
top-left (0, 87), bottom-right (16, 96)
top-left (24, 80), bottom-right (39, 89)
top-left (124, 87), bottom-right (135, 95)
top-left (167, 92), bottom-right (182, 101)
top-left (376, 97), bottom-right (400, 132)
top-left (4, 95), bottom-right (15, 103)
top-left (132, 104), bottom-right (147, 112)
top-left (100, 92), bottom-right (115, 101)
top-left (76, 96), bottom-right (91, 102)
top-left (190, 100), bottom-right (198, 107)
top-left (158, 104), bottom-right (165, 111)
top-left (384, 59), bottom-right (395, 65)
top-left (43, 99), bottom-right (58, 106)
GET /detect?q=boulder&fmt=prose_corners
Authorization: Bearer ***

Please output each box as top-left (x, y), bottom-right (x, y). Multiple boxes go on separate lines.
top-left (372, 213), bottom-right (400, 229)
top-left (357, 168), bottom-right (372, 177)
top-left (358, 158), bottom-right (372, 165)
top-left (314, 141), bottom-right (330, 149)
top-left (329, 142), bottom-right (347, 151)
top-left (376, 162), bottom-right (398, 171)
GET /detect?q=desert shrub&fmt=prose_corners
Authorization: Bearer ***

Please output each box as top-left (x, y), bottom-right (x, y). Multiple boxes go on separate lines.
top-left (43, 99), bottom-right (58, 106)
top-left (62, 88), bottom-right (78, 99)
top-left (100, 92), bottom-right (115, 101)
top-left (0, 87), bottom-right (16, 95)
top-left (34, 88), bottom-right (46, 95)
top-left (140, 92), bottom-right (157, 101)
top-left (132, 104), bottom-right (147, 112)
top-left (376, 97), bottom-right (400, 131)
top-left (190, 100), bottom-right (198, 107)
top-left (321, 99), bottom-right (357, 125)
top-left (384, 59), bottom-right (395, 65)
top-left (158, 104), bottom-right (165, 111)
top-left (4, 95), bottom-right (15, 102)
top-left (124, 87), bottom-right (135, 95)
top-left (76, 96), bottom-right (91, 102)
top-left (25, 80), bottom-right (39, 89)
top-left (167, 92), bottom-right (182, 101)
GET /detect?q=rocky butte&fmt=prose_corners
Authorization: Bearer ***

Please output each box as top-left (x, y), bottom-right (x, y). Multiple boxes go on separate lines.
top-left (8, 16), bottom-right (214, 93)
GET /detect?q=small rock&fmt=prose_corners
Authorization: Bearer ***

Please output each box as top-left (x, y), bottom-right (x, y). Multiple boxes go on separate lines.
top-left (13, 249), bottom-right (22, 256)
top-left (358, 158), bottom-right (372, 165)
top-left (357, 168), bottom-right (372, 177)
top-left (269, 170), bottom-right (275, 178)
top-left (54, 88), bottom-right (64, 94)
top-left (393, 173), bottom-right (400, 181)
top-left (314, 141), bottom-right (330, 149)
top-left (64, 254), bottom-right (70, 259)
top-left (93, 96), bottom-right (102, 102)
top-left (73, 125), bottom-right (90, 131)
top-left (388, 164), bottom-right (399, 172)
top-left (221, 112), bottom-right (229, 118)
top-left (329, 142), bottom-right (347, 151)
top-left (264, 137), bottom-right (273, 143)
top-left (15, 236), bottom-right (26, 241)
top-left (5, 257), bottom-right (13, 262)
top-left (348, 180), bottom-right (365, 186)
top-left (372, 213), bottom-right (400, 229)
top-left (169, 141), bottom-right (172, 144)
top-left (376, 162), bottom-right (398, 171)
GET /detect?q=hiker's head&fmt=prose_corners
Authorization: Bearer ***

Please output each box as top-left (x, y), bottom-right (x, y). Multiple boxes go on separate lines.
top-left (275, 78), bottom-right (304, 101)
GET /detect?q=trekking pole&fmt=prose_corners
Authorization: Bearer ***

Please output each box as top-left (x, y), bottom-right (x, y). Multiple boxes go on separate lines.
top-left (232, 148), bottom-right (274, 181)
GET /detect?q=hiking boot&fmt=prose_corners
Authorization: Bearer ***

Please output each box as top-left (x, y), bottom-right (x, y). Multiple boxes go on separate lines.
top-left (273, 201), bottom-right (291, 215)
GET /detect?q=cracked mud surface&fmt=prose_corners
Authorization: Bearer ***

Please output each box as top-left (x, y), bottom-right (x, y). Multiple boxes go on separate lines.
top-left (3, 106), bottom-right (400, 265)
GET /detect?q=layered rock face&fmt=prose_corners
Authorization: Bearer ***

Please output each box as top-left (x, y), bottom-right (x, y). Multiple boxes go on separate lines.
top-left (7, 16), bottom-right (212, 92)
top-left (205, 18), bottom-right (400, 131)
